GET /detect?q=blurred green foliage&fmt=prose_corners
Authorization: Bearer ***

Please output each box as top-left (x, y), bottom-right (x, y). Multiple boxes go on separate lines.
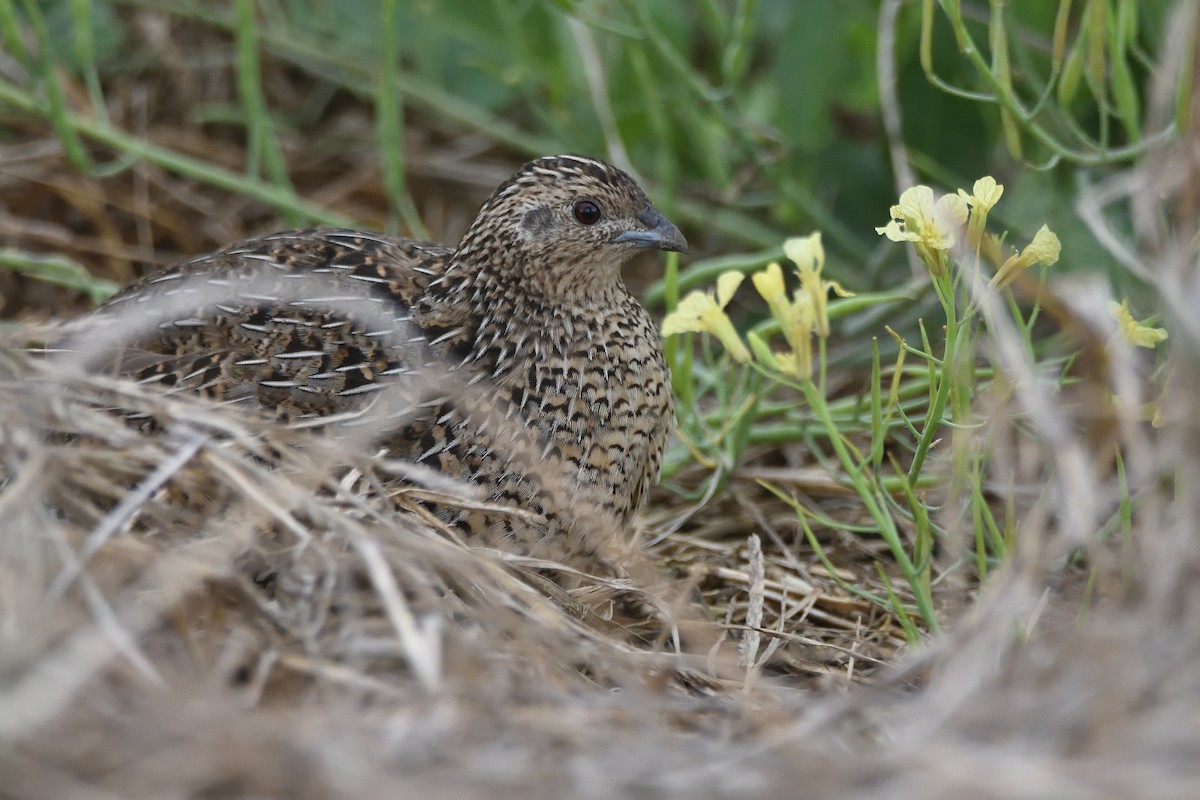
top-left (2, 0), bottom-right (1188, 297)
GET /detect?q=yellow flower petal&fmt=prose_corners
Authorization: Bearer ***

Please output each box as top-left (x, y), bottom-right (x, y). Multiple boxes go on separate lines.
top-left (774, 351), bottom-right (799, 377)
top-left (926, 193), bottom-right (968, 251)
top-left (783, 232), bottom-right (844, 338)
top-left (661, 277), bottom-right (750, 362)
top-left (896, 185), bottom-right (935, 222)
top-left (660, 290), bottom-right (712, 336)
top-left (961, 179), bottom-right (1003, 252)
top-left (826, 279), bottom-right (855, 298)
top-left (751, 262), bottom-right (786, 304)
top-left (792, 290), bottom-right (816, 328)
top-left (775, 348), bottom-right (812, 381)
top-left (936, 192), bottom-right (969, 228)
top-left (968, 176), bottom-right (1004, 211)
top-left (875, 220), bottom-right (918, 242)
top-left (990, 225), bottom-right (1062, 289)
top-left (877, 185), bottom-right (967, 272)
top-left (1109, 299), bottom-right (1168, 349)
top-left (704, 312), bottom-right (751, 363)
top-left (715, 270), bottom-right (744, 307)
top-left (783, 233), bottom-right (824, 273)
top-left (1023, 225), bottom-right (1061, 266)
top-left (782, 296), bottom-right (813, 352)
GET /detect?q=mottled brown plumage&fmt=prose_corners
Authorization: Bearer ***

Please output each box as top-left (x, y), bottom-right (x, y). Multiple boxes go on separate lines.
top-left (86, 155), bottom-right (686, 551)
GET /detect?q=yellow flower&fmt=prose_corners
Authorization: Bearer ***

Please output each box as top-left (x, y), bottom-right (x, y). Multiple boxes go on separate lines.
top-left (783, 232), bottom-right (853, 339)
top-left (743, 232), bottom-right (853, 382)
top-left (750, 260), bottom-right (786, 302)
top-left (957, 176), bottom-right (1004, 212)
top-left (749, 260), bottom-right (817, 381)
top-left (774, 350), bottom-right (810, 381)
top-left (957, 176), bottom-right (1004, 251)
top-left (991, 225), bottom-right (1061, 289)
top-left (784, 231), bottom-right (826, 267)
top-left (751, 261), bottom-right (812, 354)
top-left (662, 270), bottom-right (751, 362)
top-left (875, 185), bottom-right (968, 276)
top-left (747, 328), bottom-right (811, 380)
top-left (1022, 225), bottom-right (1061, 263)
top-left (1108, 299), bottom-right (1168, 349)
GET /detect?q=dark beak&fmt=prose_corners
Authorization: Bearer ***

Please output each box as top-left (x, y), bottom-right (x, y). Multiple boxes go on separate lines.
top-left (612, 207), bottom-right (689, 253)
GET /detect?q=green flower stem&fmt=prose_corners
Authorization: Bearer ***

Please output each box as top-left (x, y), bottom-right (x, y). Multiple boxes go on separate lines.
top-left (817, 335), bottom-right (827, 397)
top-left (925, 0), bottom-right (1176, 166)
top-left (891, 453), bottom-right (933, 584)
top-left (662, 252), bottom-right (695, 408)
top-left (869, 339), bottom-right (886, 471)
top-left (907, 273), bottom-right (960, 484)
top-left (800, 379), bottom-right (940, 633)
top-left (724, 367), bottom-right (760, 480)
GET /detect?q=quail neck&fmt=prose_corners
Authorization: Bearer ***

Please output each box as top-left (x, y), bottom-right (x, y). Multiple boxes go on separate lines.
top-left (83, 154), bottom-right (686, 552)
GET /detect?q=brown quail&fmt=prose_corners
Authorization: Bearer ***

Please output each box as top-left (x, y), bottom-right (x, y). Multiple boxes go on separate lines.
top-left (82, 155), bottom-right (686, 553)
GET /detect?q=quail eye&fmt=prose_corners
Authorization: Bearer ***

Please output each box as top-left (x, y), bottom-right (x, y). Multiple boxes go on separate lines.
top-left (573, 200), bottom-right (602, 225)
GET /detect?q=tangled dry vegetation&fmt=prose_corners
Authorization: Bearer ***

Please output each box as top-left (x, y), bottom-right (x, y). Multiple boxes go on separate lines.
top-left (3, 7), bottom-right (1200, 798)
top-left (5, 175), bottom-right (1200, 800)
top-left (3, 291), bottom-right (1199, 797)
